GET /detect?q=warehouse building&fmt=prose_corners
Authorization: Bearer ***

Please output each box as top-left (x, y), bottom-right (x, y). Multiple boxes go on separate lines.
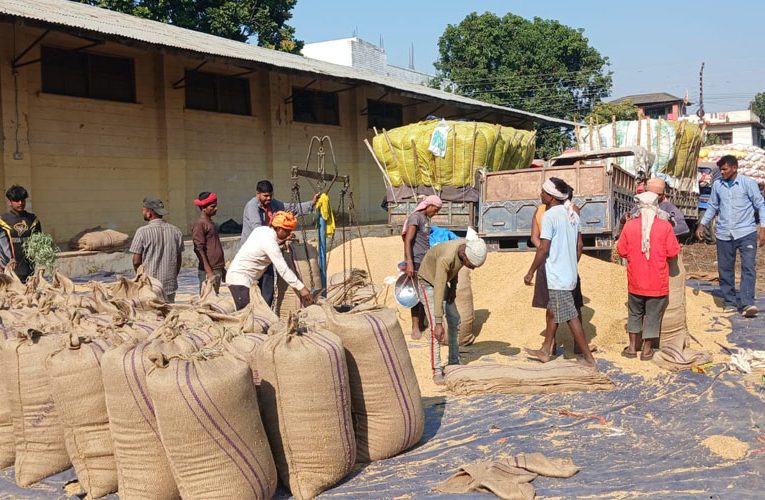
top-left (0, 0), bottom-right (572, 242)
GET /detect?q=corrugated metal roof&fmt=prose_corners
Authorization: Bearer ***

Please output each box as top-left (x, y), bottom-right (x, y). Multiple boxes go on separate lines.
top-left (611, 92), bottom-right (685, 105)
top-left (0, 0), bottom-right (577, 127)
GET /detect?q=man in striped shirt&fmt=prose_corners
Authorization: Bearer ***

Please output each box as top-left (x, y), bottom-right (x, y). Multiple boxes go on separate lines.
top-left (130, 197), bottom-right (184, 303)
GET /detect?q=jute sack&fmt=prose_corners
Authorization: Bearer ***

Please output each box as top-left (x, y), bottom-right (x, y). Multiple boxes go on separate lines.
top-left (224, 332), bottom-right (267, 386)
top-left (77, 229), bottom-right (129, 252)
top-left (0, 329), bottom-right (15, 468)
top-left (193, 279), bottom-right (236, 314)
top-left (4, 331), bottom-right (71, 486)
top-left (654, 255), bottom-right (711, 371)
top-left (274, 242), bottom-right (321, 321)
top-left (256, 318), bottom-right (356, 499)
top-left (47, 332), bottom-right (128, 498)
top-left (147, 350), bottom-right (277, 499)
top-left (101, 327), bottom-right (207, 499)
top-left (320, 303), bottom-right (424, 463)
top-left (456, 267), bottom-right (476, 346)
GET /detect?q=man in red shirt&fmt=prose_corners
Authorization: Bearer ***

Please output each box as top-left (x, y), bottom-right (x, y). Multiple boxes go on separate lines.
top-left (617, 191), bottom-right (681, 360)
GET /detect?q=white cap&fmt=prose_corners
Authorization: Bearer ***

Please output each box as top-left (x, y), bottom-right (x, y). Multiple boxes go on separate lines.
top-left (465, 238), bottom-right (487, 267)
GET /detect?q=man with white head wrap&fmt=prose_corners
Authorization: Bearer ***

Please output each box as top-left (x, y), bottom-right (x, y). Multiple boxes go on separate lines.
top-left (524, 177), bottom-right (596, 370)
top-left (617, 191), bottom-right (681, 360)
top-left (416, 231), bottom-right (487, 384)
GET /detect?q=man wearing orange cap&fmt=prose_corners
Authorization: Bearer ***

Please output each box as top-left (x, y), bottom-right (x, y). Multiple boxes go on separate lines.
top-left (227, 211), bottom-right (313, 310)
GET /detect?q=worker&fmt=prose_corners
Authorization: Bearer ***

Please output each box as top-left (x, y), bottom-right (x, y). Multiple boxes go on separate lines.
top-left (129, 197), bottom-right (184, 303)
top-left (241, 180), bottom-right (319, 306)
top-left (402, 195), bottom-right (443, 340)
top-left (617, 191), bottom-right (680, 360)
top-left (635, 178), bottom-right (690, 237)
top-left (696, 155), bottom-right (765, 317)
top-left (227, 211), bottom-right (313, 311)
top-left (524, 178), bottom-right (596, 370)
top-left (0, 185), bottom-right (41, 283)
top-left (417, 235), bottom-right (487, 385)
top-left (530, 185), bottom-right (588, 356)
top-left (191, 191), bottom-right (225, 294)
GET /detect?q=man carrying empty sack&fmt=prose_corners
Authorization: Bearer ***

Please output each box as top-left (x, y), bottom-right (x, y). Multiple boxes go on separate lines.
top-left (227, 211), bottom-right (314, 310)
top-left (417, 235), bottom-right (487, 385)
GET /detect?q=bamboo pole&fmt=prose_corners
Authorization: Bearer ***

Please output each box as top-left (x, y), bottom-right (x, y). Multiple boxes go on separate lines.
top-left (612, 115), bottom-right (617, 147)
top-left (364, 138), bottom-right (397, 204)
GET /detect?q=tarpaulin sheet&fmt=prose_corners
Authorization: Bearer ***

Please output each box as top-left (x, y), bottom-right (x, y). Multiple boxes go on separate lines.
top-left (1, 272), bottom-right (762, 498)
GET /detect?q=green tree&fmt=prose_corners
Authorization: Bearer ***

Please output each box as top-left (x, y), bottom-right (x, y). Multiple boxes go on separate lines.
top-left (433, 12), bottom-right (612, 158)
top-left (586, 99), bottom-right (638, 124)
top-left (750, 92), bottom-right (765, 122)
top-left (75, 0), bottom-right (303, 53)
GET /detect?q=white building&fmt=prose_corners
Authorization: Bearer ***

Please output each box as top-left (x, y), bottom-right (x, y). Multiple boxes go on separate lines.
top-left (689, 110), bottom-right (764, 147)
top-left (302, 37), bottom-right (432, 86)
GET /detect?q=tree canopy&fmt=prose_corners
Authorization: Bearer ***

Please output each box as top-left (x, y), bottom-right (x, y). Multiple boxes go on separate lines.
top-left (586, 99), bottom-right (638, 124)
top-left (433, 12), bottom-right (612, 157)
top-left (75, 0), bottom-right (303, 53)
top-left (751, 92), bottom-right (765, 122)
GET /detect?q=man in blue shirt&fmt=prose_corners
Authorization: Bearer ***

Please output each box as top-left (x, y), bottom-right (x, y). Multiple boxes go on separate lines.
top-left (240, 180), bottom-right (318, 306)
top-left (696, 155), bottom-right (765, 317)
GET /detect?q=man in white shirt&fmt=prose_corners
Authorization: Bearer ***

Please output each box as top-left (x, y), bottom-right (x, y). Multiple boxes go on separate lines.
top-left (227, 211), bottom-right (313, 310)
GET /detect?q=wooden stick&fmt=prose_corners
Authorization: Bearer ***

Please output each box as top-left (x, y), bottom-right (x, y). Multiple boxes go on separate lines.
top-left (637, 117), bottom-right (642, 147)
top-left (612, 115), bottom-right (617, 147)
top-left (588, 117), bottom-right (594, 150)
top-left (364, 138), bottom-right (397, 204)
top-left (646, 116), bottom-right (652, 153)
top-left (575, 124), bottom-right (582, 149)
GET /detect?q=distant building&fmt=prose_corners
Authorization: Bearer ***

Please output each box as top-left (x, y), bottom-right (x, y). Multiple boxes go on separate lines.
top-left (611, 92), bottom-right (690, 120)
top-left (302, 37), bottom-right (432, 86)
top-left (689, 110), bottom-right (764, 147)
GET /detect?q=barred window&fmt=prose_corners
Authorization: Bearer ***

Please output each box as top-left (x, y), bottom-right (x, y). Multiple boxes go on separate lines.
top-left (41, 46), bottom-right (135, 103)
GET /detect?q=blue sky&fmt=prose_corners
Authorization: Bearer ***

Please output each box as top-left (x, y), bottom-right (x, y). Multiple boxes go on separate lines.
top-left (291, 0), bottom-right (764, 113)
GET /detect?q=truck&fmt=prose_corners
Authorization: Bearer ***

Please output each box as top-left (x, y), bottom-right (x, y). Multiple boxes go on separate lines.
top-left (477, 147), bottom-right (639, 251)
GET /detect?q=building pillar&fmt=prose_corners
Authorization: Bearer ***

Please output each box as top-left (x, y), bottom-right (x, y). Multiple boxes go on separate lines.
top-left (0, 24), bottom-right (34, 204)
top-left (153, 53), bottom-right (189, 231)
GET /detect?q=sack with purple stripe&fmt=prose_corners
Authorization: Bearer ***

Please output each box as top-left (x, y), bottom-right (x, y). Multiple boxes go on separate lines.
top-left (47, 330), bottom-right (133, 498)
top-left (101, 320), bottom-right (213, 499)
top-left (320, 303), bottom-right (425, 463)
top-left (256, 316), bottom-right (356, 500)
top-left (4, 330), bottom-right (71, 487)
top-left (147, 349), bottom-right (277, 499)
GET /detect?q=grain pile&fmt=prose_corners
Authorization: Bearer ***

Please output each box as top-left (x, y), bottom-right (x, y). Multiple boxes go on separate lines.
top-left (327, 236), bottom-right (730, 397)
top-left (701, 435), bottom-right (749, 460)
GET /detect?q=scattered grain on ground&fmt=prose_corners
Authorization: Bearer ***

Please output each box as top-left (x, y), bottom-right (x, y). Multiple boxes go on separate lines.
top-left (701, 435), bottom-right (749, 460)
top-left (328, 236), bottom-right (730, 396)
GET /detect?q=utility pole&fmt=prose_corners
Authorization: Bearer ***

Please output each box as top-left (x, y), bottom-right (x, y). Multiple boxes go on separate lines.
top-left (696, 62), bottom-right (705, 122)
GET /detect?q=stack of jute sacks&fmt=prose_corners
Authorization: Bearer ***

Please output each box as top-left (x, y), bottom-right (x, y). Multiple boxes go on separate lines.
top-left (0, 262), bottom-right (424, 499)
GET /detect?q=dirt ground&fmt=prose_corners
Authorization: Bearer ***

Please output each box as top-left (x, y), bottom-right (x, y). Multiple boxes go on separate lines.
top-left (682, 241), bottom-right (765, 294)
top-left (327, 236), bottom-right (732, 397)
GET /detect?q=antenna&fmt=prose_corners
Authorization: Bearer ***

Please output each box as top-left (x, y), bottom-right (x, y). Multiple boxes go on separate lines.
top-left (696, 62), bottom-right (705, 122)
top-left (380, 35), bottom-right (384, 49)
top-left (409, 43), bottom-right (415, 70)
top-left (352, 26), bottom-right (358, 38)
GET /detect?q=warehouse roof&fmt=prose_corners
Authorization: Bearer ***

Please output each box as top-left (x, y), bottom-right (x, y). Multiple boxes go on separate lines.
top-left (0, 0), bottom-right (577, 128)
top-left (611, 92), bottom-right (687, 106)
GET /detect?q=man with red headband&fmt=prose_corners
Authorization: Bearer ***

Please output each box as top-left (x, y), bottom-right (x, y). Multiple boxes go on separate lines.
top-left (227, 211), bottom-right (313, 310)
top-left (192, 191), bottom-right (225, 293)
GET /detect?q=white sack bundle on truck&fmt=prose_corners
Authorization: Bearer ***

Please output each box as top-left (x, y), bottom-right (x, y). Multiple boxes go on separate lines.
top-left (256, 317), bottom-right (356, 500)
top-left (69, 227), bottom-right (130, 252)
top-left (3, 330), bottom-right (71, 487)
top-left (147, 349), bottom-right (277, 499)
top-left (319, 303), bottom-right (425, 463)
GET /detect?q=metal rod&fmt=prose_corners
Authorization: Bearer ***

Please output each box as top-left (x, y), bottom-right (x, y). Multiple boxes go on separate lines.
top-left (12, 29), bottom-right (50, 68)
